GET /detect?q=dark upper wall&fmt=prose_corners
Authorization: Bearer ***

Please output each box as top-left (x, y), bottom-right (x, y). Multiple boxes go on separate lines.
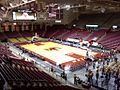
top-left (74, 12), bottom-right (120, 28)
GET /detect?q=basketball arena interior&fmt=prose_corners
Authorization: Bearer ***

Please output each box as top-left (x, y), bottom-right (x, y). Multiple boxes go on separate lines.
top-left (0, 0), bottom-right (120, 90)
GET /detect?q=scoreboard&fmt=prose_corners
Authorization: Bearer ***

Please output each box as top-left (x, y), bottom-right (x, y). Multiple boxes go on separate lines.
top-left (48, 5), bottom-right (63, 20)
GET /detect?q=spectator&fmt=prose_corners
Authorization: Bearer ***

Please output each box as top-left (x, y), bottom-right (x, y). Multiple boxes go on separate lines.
top-left (93, 62), bottom-right (96, 69)
top-left (50, 66), bottom-right (54, 72)
top-left (115, 77), bottom-right (120, 90)
top-left (77, 77), bottom-right (82, 84)
top-left (96, 69), bottom-right (99, 83)
top-left (115, 69), bottom-right (119, 79)
top-left (61, 71), bottom-right (67, 80)
top-left (89, 70), bottom-right (93, 84)
top-left (85, 62), bottom-right (89, 72)
top-left (86, 70), bottom-right (93, 84)
top-left (108, 69), bottom-right (111, 80)
top-left (74, 74), bottom-right (78, 85)
top-left (107, 60), bottom-right (109, 65)
top-left (101, 66), bottom-right (105, 75)
top-left (114, 57), bottom-right (118, 63)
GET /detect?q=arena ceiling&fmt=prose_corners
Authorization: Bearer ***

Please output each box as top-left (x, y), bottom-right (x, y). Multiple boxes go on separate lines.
top-left (37, 0), bottom-right (120, 13)
top-left (0, 0), bottom-right (120, 21)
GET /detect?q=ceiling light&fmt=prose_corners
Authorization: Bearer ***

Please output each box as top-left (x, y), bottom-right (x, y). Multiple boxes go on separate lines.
top-left (101, 8), bottom-right (105, 13)
top-left (65, 5), bottom-right (70, 10)
top-left (1, 7), bottom-right (5, 11)
top-left (22, 0), bottom-right (28, 3)
top-left (9, 3), bottom-right (13, 7)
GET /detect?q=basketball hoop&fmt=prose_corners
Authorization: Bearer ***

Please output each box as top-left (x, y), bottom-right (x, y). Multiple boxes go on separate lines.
top-left (32, 32), bottom-right (39, 42)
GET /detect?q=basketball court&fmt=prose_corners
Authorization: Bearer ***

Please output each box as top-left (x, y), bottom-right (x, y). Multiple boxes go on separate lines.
top-left (17, 41), bottom-right (101, 66)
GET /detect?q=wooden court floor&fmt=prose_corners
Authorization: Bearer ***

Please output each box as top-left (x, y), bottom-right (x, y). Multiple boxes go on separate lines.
top-left (19, 41), bottom-right (99, 65)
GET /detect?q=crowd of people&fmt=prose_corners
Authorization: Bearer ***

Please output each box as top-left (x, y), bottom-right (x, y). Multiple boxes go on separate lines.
top-left (82, 55), bottom-right (120, 90)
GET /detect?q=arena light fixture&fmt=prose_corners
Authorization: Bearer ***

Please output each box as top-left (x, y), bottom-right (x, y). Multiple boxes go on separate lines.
top-left (22, 0), bottom-right (29, 3)
top-left (101, 7), bottom-right (106, 13)
top-left (8, 0), bottom-right (36, 10)
top-left (86, 24), bottom-right (98, 28)
top-left (112, 25), bottom-right (118, 29)
top-left (13, 22), bottom-right (16, 25)
top-left (9, 3), bottom-right (13, 7)
top-left (1, 7), bottom-right (6, 11)
top-left (55, 20), bottom-right (61, 23)
top-left (65, 5), bottom-right (71, 10)
top-left (73, 24), bottom-right (76, 27)
top-left (57, 6), bottom-right (60, 10)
